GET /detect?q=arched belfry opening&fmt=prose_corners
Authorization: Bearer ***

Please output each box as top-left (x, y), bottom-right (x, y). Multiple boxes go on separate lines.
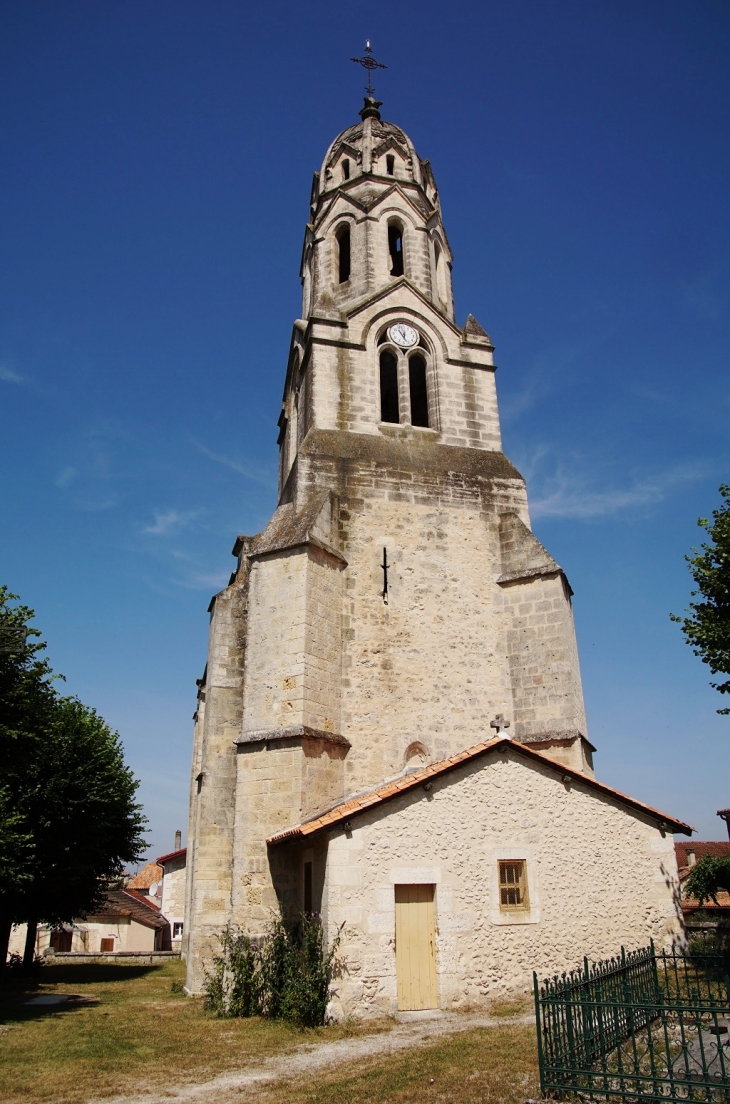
top-left (388, 222), bottom-right (404, 278)
top-left (336, 224), bottom-right (351, 284)
top-left (408, 355), bottom-right (429, 428)
top-left (379, 350), bottom-right (399, 423)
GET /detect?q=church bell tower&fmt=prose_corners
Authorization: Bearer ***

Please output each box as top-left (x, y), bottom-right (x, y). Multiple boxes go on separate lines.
top-left (183, 95), bottom-right (592, 991)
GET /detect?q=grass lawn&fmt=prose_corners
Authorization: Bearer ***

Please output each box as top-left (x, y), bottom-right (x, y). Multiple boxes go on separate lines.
top-left (260, 1023), bottom-right (540, 1104)
top-left (0, 959), bottom-right (385, 1104)
top-left (0, 960), bottom-right (540, 1104)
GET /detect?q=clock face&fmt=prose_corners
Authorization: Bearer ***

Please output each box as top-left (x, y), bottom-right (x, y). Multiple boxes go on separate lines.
top-left (388, 323), bottom-right (419, 348)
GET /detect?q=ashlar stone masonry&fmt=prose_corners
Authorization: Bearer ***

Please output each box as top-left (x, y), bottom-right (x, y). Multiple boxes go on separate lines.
top-left (183, 97), bottom-right (690, 1010)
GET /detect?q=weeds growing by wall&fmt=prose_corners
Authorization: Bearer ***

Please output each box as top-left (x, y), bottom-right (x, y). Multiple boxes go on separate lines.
top-left (203, 914), bottom-right (344, 1027)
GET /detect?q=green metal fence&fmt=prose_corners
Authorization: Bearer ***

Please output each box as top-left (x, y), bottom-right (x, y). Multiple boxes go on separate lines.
top-left (534, 942), bottom-right (730, 1101)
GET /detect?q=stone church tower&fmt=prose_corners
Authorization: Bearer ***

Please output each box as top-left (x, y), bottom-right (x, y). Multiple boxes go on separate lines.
top-left (183, 96), bottom-right (604, 994)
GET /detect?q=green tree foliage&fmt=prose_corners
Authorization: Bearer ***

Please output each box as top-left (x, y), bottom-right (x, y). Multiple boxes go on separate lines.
top-left (204, 914), bottom-right (344, 1027)
top-left (0, 588), bottom-right (147, 965)
top-left (683, 854), bottom-right (730, 905)
top-left (671, 485), bottom-right (730, 713)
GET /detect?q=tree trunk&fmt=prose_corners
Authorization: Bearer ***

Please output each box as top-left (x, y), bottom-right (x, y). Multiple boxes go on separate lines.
top-left (0, 915), bottom-right (12, 977)
top-left (23, 917), bottom-right (38, 970)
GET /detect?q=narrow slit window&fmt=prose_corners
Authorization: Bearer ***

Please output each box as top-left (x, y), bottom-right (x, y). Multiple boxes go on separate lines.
top-left (304, 861), bottom-right (313, 913)
top-left (379, 351), bottom-right (399, 423)
top-left (386, 154), bottom-right (395, 176)
top-left (388, 224), bottom-right (404, 277)
top-left (408, 355), bottom-right (429, 428)
top-left (337, 225), bottom-right (351, 283)
top-left (342, 158), bottom-right (350, 180)
top-left (498, 860), bottom-right (529, 911)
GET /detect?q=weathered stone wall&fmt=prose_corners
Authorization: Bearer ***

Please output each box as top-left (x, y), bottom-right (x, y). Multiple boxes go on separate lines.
top-left (184, 575), bottom-right (248, 991)
top-left (309, 748), bottom-right (683, 1018)
top-left (501, 572), bottom-right (588, 743)
top-left (160, 857), bottom-right (186, 938)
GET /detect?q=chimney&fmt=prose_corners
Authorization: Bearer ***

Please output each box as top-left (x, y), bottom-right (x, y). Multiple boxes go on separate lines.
top-left (175, 829), bottom-right (182, 851)
top-left (687, 849), bottom-right (696, 867)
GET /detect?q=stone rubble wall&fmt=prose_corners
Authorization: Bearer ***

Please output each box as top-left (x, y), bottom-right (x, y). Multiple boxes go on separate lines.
top-left (312, 749), bottom-right (683, 1018)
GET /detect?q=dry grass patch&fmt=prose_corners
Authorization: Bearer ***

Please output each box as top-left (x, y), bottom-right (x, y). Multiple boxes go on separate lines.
top-left (0, 960), bottom-right (389, 1104)
top-left (258, 1023), bottom-right (540, 1104)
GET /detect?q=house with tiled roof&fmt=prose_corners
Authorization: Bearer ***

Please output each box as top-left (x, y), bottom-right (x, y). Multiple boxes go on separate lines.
top-left (675, 840), bottom-right (730, 948)
top-left (183, 93), bottom-right (691, 1017)
top-left (156, 844), bottom-right (187, 950)
top-left (8, 887), bottom-right (170, 957)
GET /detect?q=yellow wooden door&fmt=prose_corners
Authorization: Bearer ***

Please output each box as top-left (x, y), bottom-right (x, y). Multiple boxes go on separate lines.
top-left (394, 884), bottom-right (438, 1011)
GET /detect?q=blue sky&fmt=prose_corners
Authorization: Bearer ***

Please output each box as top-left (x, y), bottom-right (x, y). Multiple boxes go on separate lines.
top-left (1, 0), bottom-right (728, 859)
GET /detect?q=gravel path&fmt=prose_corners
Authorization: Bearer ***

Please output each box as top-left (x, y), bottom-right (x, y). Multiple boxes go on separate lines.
top-left (95, 1011), bottom-right (534, 1104)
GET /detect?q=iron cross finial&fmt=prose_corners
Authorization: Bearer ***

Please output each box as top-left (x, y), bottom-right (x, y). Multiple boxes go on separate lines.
top-left (351, 40), bottom-right (387, 97)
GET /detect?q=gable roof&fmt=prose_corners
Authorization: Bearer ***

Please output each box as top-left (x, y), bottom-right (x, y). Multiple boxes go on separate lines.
top-left (155, 847), bottom-right (187, 867)
top-left (86, 889), bottom-right (168, 931)
top-left (127, 861), bottom-right (162, 890)
top-left (267, 736), bottom-right (692, 846)
top-left (676, 841), bottom-right (730, 870)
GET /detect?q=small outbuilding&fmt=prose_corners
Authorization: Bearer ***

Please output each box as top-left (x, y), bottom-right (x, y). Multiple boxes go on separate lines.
top-left (268, 736), bottom-right (690, 1017)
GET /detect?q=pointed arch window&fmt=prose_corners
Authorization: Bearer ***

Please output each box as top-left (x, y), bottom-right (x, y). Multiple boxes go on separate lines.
top-left (342, 158), bottom-right (350, 181)
top-left (379, 350), bottom-right (399, 423)
top-left (336, 224), bottom-right (351, 284)
top-left (386, 154), bottom-right (395, 176)
top-left (408, 355), bottom-right (429, 427)
top-left (388, 223), bottom-right (404, 278)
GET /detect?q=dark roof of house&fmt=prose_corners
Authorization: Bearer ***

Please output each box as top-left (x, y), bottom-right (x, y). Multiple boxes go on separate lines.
top-left (87, 889), bottom-right (168, 930)
top-left (155, 847), bottom-right (187, 866)
top-left (267, 736), bottom-right (693, 846)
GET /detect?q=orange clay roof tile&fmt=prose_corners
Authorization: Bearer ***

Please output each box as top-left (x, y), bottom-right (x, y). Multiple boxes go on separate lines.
top-left (266, 737), bottom-right (692, 846)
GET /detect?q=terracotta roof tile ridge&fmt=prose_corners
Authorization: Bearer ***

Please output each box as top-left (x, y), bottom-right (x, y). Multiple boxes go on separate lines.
top-left (267, 734), bottom-right (691, 846)
top-left (267, 737), bottom-right (503, 844)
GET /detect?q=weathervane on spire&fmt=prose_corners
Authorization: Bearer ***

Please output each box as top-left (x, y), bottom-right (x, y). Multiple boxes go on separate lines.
top-left (351, 40), bottom-right (387, 98)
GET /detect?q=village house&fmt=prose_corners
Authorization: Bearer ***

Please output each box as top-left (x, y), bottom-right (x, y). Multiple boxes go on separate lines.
top-left (183, 93), bottom-right (691, 1015)
top-left (675, 839), bottom-right (730, 951)
top-left (157, 844), bottom-right (187, 951)
top-left (8, 888), bottom-right (168, 957)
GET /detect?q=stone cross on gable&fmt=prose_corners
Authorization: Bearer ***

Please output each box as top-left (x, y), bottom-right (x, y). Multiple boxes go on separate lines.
top-left (490, 714), bottom-right (510, 734)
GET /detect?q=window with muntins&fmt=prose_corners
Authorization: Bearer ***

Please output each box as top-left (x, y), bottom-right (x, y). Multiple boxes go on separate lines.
top-left (388, 224), bottom-right (404, 277)
top-left (499, 860), bottom-right (529, 911)
top-left (337, 225), bottom-right (351, 283)
top-left (379, 351), bottom-right (399, 423)
top-left (408, 355), bottom-right (429, 427)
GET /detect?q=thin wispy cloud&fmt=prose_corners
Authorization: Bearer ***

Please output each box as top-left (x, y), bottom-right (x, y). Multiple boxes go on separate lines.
top-left (175, 568), bottom-right (232, 591)
top-left (143, 509), bottom-right (197, 536)
top-left (193, 440), bottom-right (276, 489)
top-left (0, 364), bottom-right (25, 385)
top-left (54, 466), bottom-right (77, 488)
top-left (530, 462), bottom-right (708, 520)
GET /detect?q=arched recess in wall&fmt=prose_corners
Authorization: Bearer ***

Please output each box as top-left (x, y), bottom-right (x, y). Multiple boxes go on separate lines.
top-left (387, 220), bottom-right (404, 278)
top-left (335, 223), bottom-right (351, 284)
top-left (404, 741), bottom-right (429, 768)
top-left (301, 247), bottom-right (313, 317)
top-left (433, 235), bottom-right (450, 308)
